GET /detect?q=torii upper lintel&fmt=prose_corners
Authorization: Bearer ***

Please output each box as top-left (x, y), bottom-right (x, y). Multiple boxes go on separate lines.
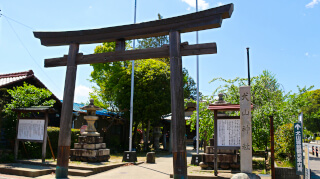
top-left (33, 4), bottom-right (233, 46)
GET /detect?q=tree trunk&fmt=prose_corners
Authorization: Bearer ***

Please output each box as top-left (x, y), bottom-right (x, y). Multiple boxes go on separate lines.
top-left (146, 120), bottom-right (150, 150)
top-left (132, 122), bottom-right (139, 150)
top-left (142, 122), bottom-right (146, 151)
top-left (204, 130), bottom-right (207, 153)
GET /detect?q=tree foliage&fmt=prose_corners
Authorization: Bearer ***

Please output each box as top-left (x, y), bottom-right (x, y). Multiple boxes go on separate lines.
top-left (90, 14), bottom-right (197, 149)
top-left (201, 70), bottom-right (313, 151)
top-left (275, 123), bottom-right (295, 162)
top-left (301, 89), bottom-right (320, 133)
top-left (186, 97), bottom-right (214, 144)
top-left (91, 42), bottom-right (171, 126)
top-left (3, 82), bottom-right (56, 140)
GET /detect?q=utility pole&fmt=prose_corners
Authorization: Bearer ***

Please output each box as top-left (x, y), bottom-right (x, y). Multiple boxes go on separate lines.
top-left (246, 47), bottom-right (251, 86)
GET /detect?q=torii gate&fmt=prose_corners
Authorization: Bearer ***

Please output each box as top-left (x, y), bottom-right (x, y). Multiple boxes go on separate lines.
top-left (34, 4), bottom-right (233, 178)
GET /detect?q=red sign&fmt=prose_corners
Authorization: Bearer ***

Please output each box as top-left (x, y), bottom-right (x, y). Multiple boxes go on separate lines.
top-left (80, 125), bottom-right (87, 134)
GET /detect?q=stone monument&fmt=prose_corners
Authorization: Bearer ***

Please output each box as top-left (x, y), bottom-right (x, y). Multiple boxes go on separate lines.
top-left (70, 99), bottom-right (110, 162)
top-left (153, 127), bottom-right (162, 150)
top-left (239, 86), bottom-right (252, 173)
top-left (200, 136), bottom-right (240, 170)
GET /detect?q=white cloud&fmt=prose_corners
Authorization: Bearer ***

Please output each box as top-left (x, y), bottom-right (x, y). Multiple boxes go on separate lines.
top-left (74, 85), bottom-right (93, 103)
top-left (181, 0), bottom-right (209, 10)
top-left (217, 2), bottom-right (224, 6)
top-left (305, 52), bottom-right (309, 56)
top-left (89, 6), bottom-right (93, 9)
top-left (306, 0), bottom-right (320, 8)
top-left (187, 7), bottom-right (191, 11)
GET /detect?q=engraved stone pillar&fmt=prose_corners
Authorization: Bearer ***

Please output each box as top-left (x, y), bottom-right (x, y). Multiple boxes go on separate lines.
top-left (239, 86), bottom-right (252, 173)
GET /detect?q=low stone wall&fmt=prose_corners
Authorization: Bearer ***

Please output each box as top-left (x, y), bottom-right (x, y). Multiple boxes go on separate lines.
top-left (275, 167), bottom-right (300, 179)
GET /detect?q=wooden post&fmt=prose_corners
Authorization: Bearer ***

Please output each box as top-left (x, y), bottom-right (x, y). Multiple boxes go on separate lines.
top-left (169, 30), bottom-right (187, 179)
top-left (14, 112), bottom-right (21, 161)
top-left (115, 39), bottom-right (126, 51)
top-left (42, 112), bottom-right (49, 163)
top-left (163, 125), bottom-right (166, 150)
top-left (214, 110), bottom-right (218, 176)
top-left (270, 116), bottom-right (275, 179)
top-left (48, 136), bottom-right (56, 161)
top-left (56, 43), bottom-right (79, 178)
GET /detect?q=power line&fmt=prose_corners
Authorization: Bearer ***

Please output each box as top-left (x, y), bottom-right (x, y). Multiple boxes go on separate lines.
top-left (3, 15), bottom-right (62, 94)
top-left (0, 12), bottom-right (35, 30)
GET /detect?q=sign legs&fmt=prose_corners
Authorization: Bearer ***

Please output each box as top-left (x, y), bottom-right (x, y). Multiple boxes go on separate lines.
top-left (56, 43), bottom-right (79, 178)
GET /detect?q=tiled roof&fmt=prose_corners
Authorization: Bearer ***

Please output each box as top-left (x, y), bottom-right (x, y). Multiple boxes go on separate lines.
top-left (0, 70), bottom-right (34, 87)
top-left (63, 100), bottom-right (120, 117)
top-left (0, 70), bottom-right (62, 106)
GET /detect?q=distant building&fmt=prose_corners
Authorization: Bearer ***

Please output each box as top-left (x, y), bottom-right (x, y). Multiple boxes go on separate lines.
top-left (70, 102), bottom-right (128, 152)
top-left (0, 70), bottom-right (62, 148)
top-left (0, 70), bottom-right (62, 126)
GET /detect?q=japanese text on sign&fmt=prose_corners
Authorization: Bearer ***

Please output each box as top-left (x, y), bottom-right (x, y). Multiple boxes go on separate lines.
top-left (17, 119), bottom-right (45, 141)
top-left (294, 123), bottom-right (304, 175)
top-left (217, 119), bottom-right (240, 146)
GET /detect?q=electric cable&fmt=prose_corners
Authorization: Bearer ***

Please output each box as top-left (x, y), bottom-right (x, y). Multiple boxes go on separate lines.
top-left (3, 15), bottom-right (62, 94)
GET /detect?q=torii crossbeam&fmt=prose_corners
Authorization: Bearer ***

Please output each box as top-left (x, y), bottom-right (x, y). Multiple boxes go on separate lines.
top-left (34, 3), bottom-right (233, 179)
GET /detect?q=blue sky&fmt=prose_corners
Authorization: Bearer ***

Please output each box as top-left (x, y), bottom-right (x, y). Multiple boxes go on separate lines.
top-left (0, 0), bottom-right (319, 103)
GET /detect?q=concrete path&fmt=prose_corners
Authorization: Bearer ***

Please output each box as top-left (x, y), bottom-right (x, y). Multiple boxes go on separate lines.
top-left (306, 143), bottom-right (320, 178)
top-left (83, 146), bottom-right (195, 179)
top-left (0, 145), bottom-right (270, 179)
top-left (87, 155), bottom-right (173, 179)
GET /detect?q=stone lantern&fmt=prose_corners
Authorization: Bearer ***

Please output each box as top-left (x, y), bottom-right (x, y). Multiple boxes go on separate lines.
top-left (70, 99), bottom-right (110, 162)
top-left (80, 99), bottom-right (102, 136)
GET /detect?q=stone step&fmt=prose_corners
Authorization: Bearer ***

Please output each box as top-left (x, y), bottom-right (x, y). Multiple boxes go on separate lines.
top-left (206, 146), bottom-right (237, 154)
top-left (0, 163), bottom-right (54, 177)
top-left (74, 143), bottom-right (106, 149)
top-left (203, 154), bottom-right (238, 163)
top-left (78, 136), bottom-right (103, 144)
top-left (70, 148), bottom-right (110, 157)
top-left (67, 168), bottom-right (94, 176)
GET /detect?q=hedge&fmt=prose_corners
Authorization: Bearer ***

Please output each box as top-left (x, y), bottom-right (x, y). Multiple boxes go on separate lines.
top-left (20, 127), bottom-right (80, 159)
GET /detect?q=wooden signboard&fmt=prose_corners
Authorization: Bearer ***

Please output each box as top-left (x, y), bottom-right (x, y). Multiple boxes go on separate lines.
top-left (17, 119), bottom-right (45, 141)
top-left (13, 107), bottom-right (53, 163)
top-left (217, 119), bottom-right (240, 147)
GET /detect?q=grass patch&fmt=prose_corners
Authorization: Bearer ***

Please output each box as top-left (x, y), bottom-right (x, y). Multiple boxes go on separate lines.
top-left (275, 159), bottom-right (295, 168)
top-left (252, 158), bottom-right (270, 175)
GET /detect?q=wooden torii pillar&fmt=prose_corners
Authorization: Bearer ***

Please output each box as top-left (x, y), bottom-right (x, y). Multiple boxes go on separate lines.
top-left (34, 4), bottom-right (233, 178)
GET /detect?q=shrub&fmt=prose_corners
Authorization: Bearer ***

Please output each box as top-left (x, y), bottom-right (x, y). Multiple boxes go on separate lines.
top-left (316, 137), bottom-right (320, 140)
top-left (275, 123), bottom-right (295, 162)
top-left (20, 127), bottom-right (80, 159)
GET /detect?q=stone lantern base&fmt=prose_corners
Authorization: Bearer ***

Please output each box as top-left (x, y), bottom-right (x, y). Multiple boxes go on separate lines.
top-left (70, 136), bottom-right (110, 162)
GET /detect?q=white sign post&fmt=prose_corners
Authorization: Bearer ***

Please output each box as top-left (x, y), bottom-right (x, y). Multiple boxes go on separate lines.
top-left (240, 86), bottom-right (252, 173)
top-left (305, 144), bottom-right (311, 179)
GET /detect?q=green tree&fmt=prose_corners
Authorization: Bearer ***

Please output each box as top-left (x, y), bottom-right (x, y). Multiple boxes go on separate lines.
top-left (3, 82), bottom-right (56, 141)
top-left (275, 123), bottom-right (295, 162)
top-left (208, 70), bottom-right (312, 151)
top-left (186, 97), bottom-right (214, 147)
top-left (0, 88), bottom-right (10, 143)
top-left (90, 14), bottom-right (197, 149)
top-left (301, 89), bottom-right (320, 133)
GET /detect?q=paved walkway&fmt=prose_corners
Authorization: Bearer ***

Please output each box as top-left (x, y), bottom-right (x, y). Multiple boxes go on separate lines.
top-left (306, 143), bottom-right (320, 179)
top-left (0, 146), bottom-right (269, 179)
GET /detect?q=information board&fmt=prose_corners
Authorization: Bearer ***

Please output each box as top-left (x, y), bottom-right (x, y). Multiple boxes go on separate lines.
top-left (17, 119), bottom-right (45, 141)
top-left (217, 119), bottom-right (240, 146)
